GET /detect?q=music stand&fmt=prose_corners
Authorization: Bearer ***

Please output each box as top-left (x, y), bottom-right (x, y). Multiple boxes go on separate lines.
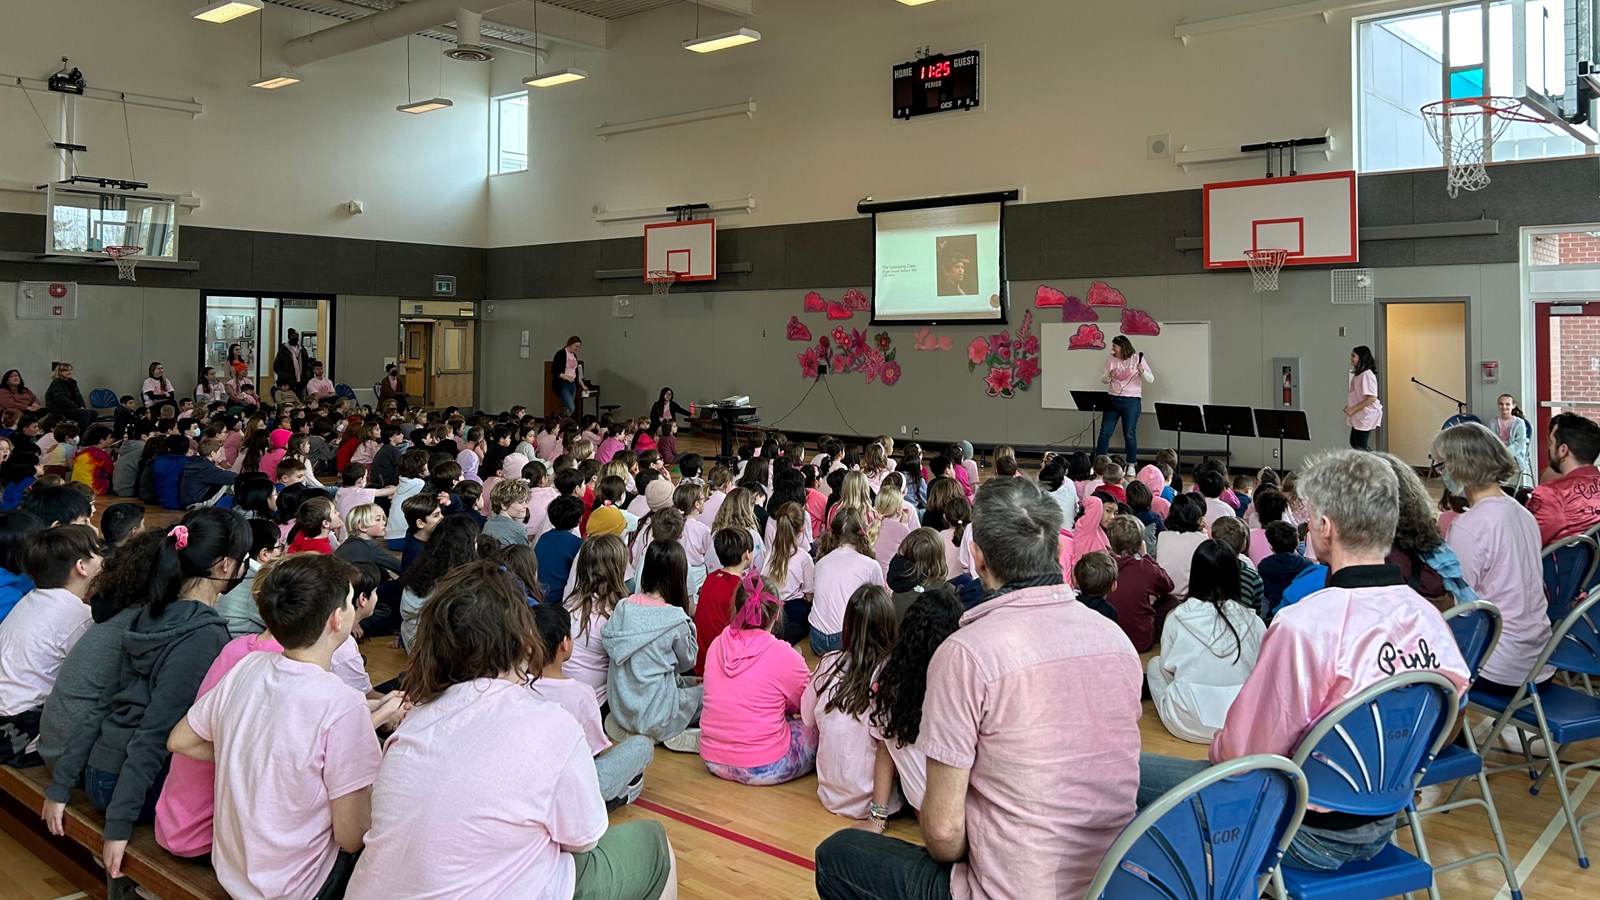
top-left (1203, 405), bottom-right (1256, 465)
top-left (1070, 391), bottom-right (1114, 448)
top-left (1253, 408), bottom-right (1310, 476)
top-left (1154, 403), bottom-right (1205, 468)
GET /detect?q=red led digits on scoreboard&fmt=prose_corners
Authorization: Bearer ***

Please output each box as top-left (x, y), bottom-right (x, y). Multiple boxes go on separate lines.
top-left (920, 61), bottom-right (952, 80)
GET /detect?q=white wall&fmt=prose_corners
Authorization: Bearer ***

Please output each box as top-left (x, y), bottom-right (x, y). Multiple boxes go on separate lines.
top-left (0, 0), bottom-right (490, 246)
top-left (487, 0), bottom-right (1361, 246)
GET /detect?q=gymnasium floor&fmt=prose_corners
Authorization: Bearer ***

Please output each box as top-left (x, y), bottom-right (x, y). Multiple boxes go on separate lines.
top-left (3, 436), bottom-right (1600, 899)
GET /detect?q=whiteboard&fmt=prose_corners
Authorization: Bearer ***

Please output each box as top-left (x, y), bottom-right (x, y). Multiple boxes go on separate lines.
top-left (1040, 321), bottom-right (1211, 411)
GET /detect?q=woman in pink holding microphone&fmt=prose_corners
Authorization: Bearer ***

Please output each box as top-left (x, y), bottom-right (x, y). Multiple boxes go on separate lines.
top-left (1095, 336), bottom-right (1154, 467)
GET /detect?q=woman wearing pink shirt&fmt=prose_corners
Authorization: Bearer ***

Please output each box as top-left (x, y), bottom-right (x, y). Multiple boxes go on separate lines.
top-left (700, 574), bottom-right (815, 785)
top-left (348, 561), bottom-right (675, 899)
top-left (1344, 345), bottom-right (1382, 450)
top-left (1096, 335), bottom-right (1155, 468)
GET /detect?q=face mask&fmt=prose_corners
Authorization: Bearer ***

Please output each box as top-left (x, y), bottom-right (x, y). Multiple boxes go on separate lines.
top-left (1441, 473), bottom-right (1463, 496)
top-left (190, 427), bottom-right (202, 438)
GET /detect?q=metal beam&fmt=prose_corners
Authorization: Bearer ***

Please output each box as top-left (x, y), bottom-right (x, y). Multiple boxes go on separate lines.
top-left (0, 75), bottom-right (202, 117)
top-left (1173, 217), bottom-right (1502, 251)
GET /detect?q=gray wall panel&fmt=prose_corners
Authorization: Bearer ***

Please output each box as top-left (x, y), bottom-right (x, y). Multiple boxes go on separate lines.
top-left (487, 246), bottom-right (524, 300)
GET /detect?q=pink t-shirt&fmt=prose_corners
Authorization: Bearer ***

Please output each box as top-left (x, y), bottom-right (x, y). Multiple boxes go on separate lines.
top-left (1346, 370), bottom-right (1382, 431)
top-left (596, 437), bottom-right (624, 464)
top-left (805, 489), bottom-right (828, 540)
top-left (1247, 528), bottom-right (1273, 567)
top-left (529, 675), bottom-right (611, 756)
top-left (348, 679), bottom-right (606, 899)
top-left (562, 609), bottom-right (612, 704)
top-left (700, 628), bottom-right (810, 768)
top-left (0, 588), bottom-right (91, 717)
top-left (525, 485), bottom-right (559, 539)
top-left (1156, 531), bottom-right (1208, 601)
top-left (939, 529), bottom-right (966, 580)
top-left (185, 652), bottom-right (381, 900)
top-left (1211, 580), bottom-right (1470, 763)
top-left (1203, 497), bottom-right (1236, 529)
top-left (769, 547), bottom-right (815, 602)
top-left (918, 583), bottom-right (1143, 900)
top-left (330, 635), bottom-right (372, 695)
top-left (156, 633), bottom-right (284, 858)
top-left (802, 654), bottom-right (901, 819)
top-left (257, 448), bottom-right (285, 481)
top-left (679, 517), bottom-right (712, 569)
top-left (1447, 495), bottom-right (1553, 686)
top-left (876, 722), bottom-right (929, 811)
top-left (1104, 353), bottom-right (1153, 399)
top-left (699, 490), bottom-right (728, 528)
top-left (875, 519), bottom-right (913, 576)
top-left (334, 487), bottom-right (375, 528)
top-left (811, 547), bottom-right (887, 636)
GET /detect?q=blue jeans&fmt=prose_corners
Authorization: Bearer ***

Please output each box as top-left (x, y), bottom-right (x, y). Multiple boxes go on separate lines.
top-left (84, 763), bottom-right (166, 824)
top-left (556, 379), bottom-right (577, 413)
top-left (1096, 395), bottom-right (1142, 467)
top-left (815, 829), bottom-right (953, 900)
top-left (810, 626), bottom-right (841, 655)
top-left (1136, 753), bottom-right (1395, 872)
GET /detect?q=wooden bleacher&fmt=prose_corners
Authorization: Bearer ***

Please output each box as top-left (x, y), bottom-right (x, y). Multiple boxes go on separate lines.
top-left (0, 764), bottom-right (224, 900)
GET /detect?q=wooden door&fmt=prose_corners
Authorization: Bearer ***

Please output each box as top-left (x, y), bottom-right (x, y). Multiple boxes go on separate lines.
top-left (432, 320), bottom-right (475, 409)
top-left (403, 322), bottom-right (430, 408)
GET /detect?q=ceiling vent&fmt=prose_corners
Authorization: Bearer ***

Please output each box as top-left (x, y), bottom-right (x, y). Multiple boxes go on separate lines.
top-left (444, 9), bottom-right (494, 61)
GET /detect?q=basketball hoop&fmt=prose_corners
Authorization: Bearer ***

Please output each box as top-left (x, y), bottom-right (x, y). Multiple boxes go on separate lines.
top-left (1244, 249), bottom-right (1288, 292)
top-left (646, 269), bottom-right (679, 296)
top-left (105, 245), bottom-right (143, 282)
top-left (1421, 97), bottom-right (1544, 198)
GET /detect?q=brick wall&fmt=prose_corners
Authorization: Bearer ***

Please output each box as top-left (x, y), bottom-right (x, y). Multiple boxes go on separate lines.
top-left (1529, 232), bottom-right (1600, 265)
top-left (1554, 316), bottom-right (1600, 404)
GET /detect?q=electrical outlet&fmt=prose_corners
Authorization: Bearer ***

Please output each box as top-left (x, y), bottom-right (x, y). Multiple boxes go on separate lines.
top-left (900, 425), bottom-right (907, 435)
top-left (1272, 448), bottom-right (1280, 459)
top-left (913, 427), bottom-right (920, 437)
top-left (1338, 326), bottom-right (1347, 337)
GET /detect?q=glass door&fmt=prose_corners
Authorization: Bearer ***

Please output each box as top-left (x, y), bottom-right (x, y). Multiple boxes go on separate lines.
top-left (1534, 300), bottom-right (1600, 464)
top-left (201, 293), bottom-right (334, 395)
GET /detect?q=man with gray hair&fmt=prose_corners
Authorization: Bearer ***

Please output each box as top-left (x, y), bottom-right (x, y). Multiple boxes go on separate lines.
top-left (815, 477), bottom-right (1141, 900)
top-left (1137, 449), bottom-right (1470, 873)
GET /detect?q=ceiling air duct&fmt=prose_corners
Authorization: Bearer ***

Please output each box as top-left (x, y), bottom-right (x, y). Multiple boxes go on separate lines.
top-left (444, 8), bottom-right (494, 61)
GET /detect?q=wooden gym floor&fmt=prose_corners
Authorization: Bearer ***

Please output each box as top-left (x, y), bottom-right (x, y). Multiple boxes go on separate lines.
top-left (3, 435), bottom-right (1599, 899)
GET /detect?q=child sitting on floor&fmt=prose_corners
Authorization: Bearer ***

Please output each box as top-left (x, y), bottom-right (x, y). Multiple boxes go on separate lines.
top-left (483, 478), bottom-right (532, 548)
top-left (534, 495), bottom-right (585, 601)
top-left (1070, 552), bottom-right (1121, 623)
top-left (563, 534), bottom-right (628, 704)
top-left (1103, 515), bottom-right (1177, 652)
top-left (1257, 521), bottom-right (1312, 619)
top-left (802, 583), bottom-right (900, 819)
top-left (701, 573), bottom-right (815, 786)
top-left (695, 528), bottom-right (751, 677)
top-left (603, 540), bottom-right (703, 752)
top-left (286, 496), bottom-right (341, 555)
top-left (70, 425), bottom-right (114, 495)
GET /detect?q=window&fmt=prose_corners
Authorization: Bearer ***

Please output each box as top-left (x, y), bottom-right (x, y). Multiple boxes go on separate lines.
top-left (490, 91), bottom-right (528, 174)
top-left (1357, 1), bottom-right (1589, 174)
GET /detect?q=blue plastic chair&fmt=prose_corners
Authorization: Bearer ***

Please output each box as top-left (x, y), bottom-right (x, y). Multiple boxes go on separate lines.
top-left (1467, 587), bottom-right (1600, 868)
top-left (1405, 602), bottom-right (1521, 900)
top-left (1543, 535), bottom-right (1598, 623)
top-left (1270, 672), bottom-right (1459, 900)
top-left (1085, 755), bottom-right (1307, 900)
top-left (335, 383), bottom-right (358, 402)
top-left (89, 387), bottom-right (119, 421)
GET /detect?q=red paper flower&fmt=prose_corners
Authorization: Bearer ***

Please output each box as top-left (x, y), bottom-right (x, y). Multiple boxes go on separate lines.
top-left (1120, 307), bottom-right (1162, 336)
top-left (875, 331), bottom-right (891, 350)
top-left (842, 289), bottom-right (869, 311)
top-left (993, 331), bottom-right (1012, 361)
top-left (1068, 323), bottom-right (1106, 350)
top-left (1021, 334), bottom-right (1040, 357)
top-left (985, 366), bottom-right (1014, 397)
top-left (1087, 281), bottom-right (1127, 307)
top-left (803, 291), bottom-right (827, 313)
top-left (882, 360), bottom-right (902, 386)
top-left (832, 354), bottom-right (850, 373)
top-left (798, 347), bottom-right (819, 379)
top-left (819, 336), bottom-right (831, 352)
top-left (967, 336), bottom-right (989, 367)
top-left (785, 316), bottom-right (812, 342)
top-left (1014, 356), bottom-right (1041, 386)
top-left (1034, 285), bottom-right (1067, 308)
top-left (826, 301), bottom-right (852, 320)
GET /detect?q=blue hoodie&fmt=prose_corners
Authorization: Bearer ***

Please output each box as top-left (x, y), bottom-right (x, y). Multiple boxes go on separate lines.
top-left (0, 568), bottom-right (34, 624)
top-left (151, 453), bottom-right (188, 510)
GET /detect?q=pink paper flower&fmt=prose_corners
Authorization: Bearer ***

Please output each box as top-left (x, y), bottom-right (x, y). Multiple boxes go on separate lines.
top-left (985, 366), bottom-right (1014, 397)
top-left (798, 347), bottom-right (819, 379)
top-left (818, 336), bottom-right (831, 352)
top-left (861, 349), bottom-right (886, 383)
top-left (1021, 334), bottom-right (1040, 357)
top-left (993, 331), bottom-right (1012, 361)
top-left (1014, 356), bottom-right (1041, 386)
top-left (832, 354), bottom-right (850, 373)
top-left (882, 360), bottom-right (902, 386)
top-left (831, 327), bottom-right (847, 344)
top-left (967, 336), bottom-right (990, 366)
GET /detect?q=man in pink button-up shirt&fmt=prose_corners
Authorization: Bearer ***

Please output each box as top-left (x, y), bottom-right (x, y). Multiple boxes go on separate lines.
top-left (815, 477), bottom-right (1142, 900)
top-left (1138, 450), bottom-right (1469, 873)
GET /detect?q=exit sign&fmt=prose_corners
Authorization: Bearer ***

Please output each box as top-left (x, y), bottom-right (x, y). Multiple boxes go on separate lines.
top-left (433, 275), bottom-right (456, 297)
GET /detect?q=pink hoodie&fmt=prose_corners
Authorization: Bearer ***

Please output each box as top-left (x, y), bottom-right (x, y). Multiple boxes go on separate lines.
top-left (1068, 496), bottom-right (1111, 586)
top-left (700, 626), bottom-right (809, 768)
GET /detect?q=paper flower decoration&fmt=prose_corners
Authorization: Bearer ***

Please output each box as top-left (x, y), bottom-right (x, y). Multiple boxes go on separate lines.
top-left (1034, 285), bottom-right (1067, 308)
top-left (797, 324), bottom-right (899, 386)
top-left (1120, 308), bottom-right (1161, 336)
top-left (841, 289), bottom-right (869, 311)
top-left (968, 310), bottom-right (1040, 398)
top-left (913, 327), bottom-right (953, 351)
top-left (1068, 323), bottom-right (1106, 350)
top-left (786, 316), bottom-right (812, 342)
top-left (826, 301), bottom-right (852, 320)
top-left (1060, 296), bottom-right (1097, 323)
top-left (802, 291), bottom-right (827, 313)
top-left (1086, 281), bottom-right (1127, 308)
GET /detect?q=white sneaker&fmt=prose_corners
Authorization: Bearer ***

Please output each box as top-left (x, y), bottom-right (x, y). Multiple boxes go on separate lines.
top-left (603, 713), bottom-right (633, 744)
top-left (662, 727), bottom-right (702, 754)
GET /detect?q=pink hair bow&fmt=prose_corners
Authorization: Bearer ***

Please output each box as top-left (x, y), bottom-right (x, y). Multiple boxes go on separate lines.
top-left (168, 525), bottom-right (189, 550)
top-left (733, 570), bottom-right (774, 630)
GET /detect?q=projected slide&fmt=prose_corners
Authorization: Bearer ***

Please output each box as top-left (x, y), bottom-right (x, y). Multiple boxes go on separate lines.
top-left (872, 201), bottom-right (1004, 323)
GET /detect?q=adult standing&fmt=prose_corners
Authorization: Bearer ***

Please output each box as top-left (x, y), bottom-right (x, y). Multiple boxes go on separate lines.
top-left (1527, 412), bottom-right (1600, 545)
top-left (0, 370), bottom-right (42, 413)
top-left (141, 362), bottom-right (176, 414)
top-left (1344, 345), bottom-right (1382, 450)
top-left (44, 362), bottom-right (94, 431)
top-left (649, 387), bottom-right (691, 431)
top-left (815, 477), bottom-right (1142, 900)
top-left (1095, 335), bottom-right (1153, 467)
top-left (1493, 394), bottom-right (1535, 489)
top-left (551, 336), bottom-right (582, 415)
top-left (273, 329), bottom-right (309, 399)
top-left (226, 343), bottom-right (249, 380)
top-left (1137, 449), bottom-right (1468, 874)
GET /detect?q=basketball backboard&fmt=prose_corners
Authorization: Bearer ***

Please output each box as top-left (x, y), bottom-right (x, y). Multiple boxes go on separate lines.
top-left (1203, 171), bottom-right (1358, 269)
top-left (643, 219), bottom-right (716, 282)
top-left (1508, 0), bottom-right (1598, 144)
top-left (45, 183), bottom-right (180, 259)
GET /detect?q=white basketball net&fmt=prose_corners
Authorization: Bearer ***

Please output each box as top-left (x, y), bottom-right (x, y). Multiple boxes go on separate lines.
top-left (1244, 249), bottom-right (1288, 292)
top-left (646, 269), bottom-right (678, 296)
top-left (106, 245), bottom-right (143, 282)
top-left (1421, 97), bottom-right (1541, 199)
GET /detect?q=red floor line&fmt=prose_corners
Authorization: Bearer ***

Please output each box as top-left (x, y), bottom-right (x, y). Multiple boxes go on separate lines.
top-left (634, 797), bottom-right (817, 871)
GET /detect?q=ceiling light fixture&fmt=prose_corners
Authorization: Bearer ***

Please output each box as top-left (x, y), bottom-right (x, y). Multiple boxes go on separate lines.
top-left (192, 0), bottom-right (261, 23)
top-left (397, 97), bottom-right (453, 113)
top-left (251, 72), bottom-right (301, 89)
top-left (525, 67), bottom-right (588, 87)
top-left (250, 12), bottom-right (299, 89)
top-left (895, 0), bottom-right (941, 5)
top-left (684, 27), bottom-right (761, 53)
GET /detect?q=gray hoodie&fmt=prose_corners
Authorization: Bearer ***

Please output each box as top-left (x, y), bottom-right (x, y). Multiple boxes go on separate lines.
top-left (38, 608), bottom-right (140, 774)
top-left (602, 600), bottom-right (702, 741)
top-left (48, 600), bottom-right (229, 841)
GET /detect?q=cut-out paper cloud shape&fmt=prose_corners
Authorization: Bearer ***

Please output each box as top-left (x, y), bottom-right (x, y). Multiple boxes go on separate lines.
top-left (1086, 281), bottom-right (1127, 307)
top-left (914, 327), bottom-right (953, 351)
top-left (1067, 323), bottom-right (1106, 350)
top-left (1121, 308), bottom-right (1161, 336)
top-left (842, 289), bottom-right (869, 311)
top-left (1060, 296), bottom-right (1097, 323)
top-left (786, 316), bottom-right (812, 342)
top-left (803, 291), bottom-right (827, 313)
top-left (1034, 285), bottom-right (1066, 308)
top-left (826, 301), bottom-right (853, 320)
